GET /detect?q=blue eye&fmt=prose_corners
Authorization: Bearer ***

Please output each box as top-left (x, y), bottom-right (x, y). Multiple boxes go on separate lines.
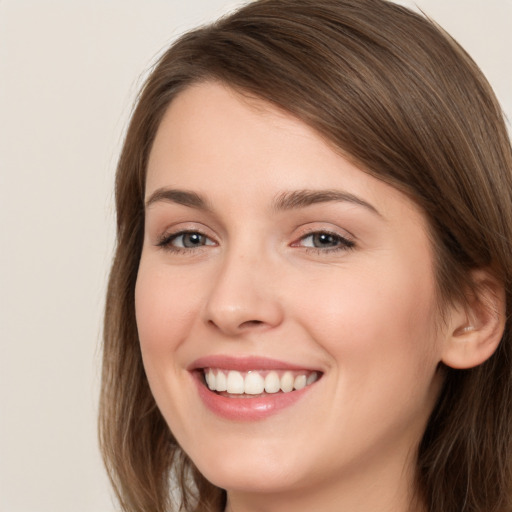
top-left (158, 231), bottom-right (215, 251)
top-left (297, 231), bottom-right (355, 251)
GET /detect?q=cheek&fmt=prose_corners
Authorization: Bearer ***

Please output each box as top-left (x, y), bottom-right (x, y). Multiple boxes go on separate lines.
top-left (295, 258), bottom-right (441, 376)
top-left (134, 261), bottom-right (205, 435)
top-left (302, 265), bottom-right (442, 441)
top-left (134, 262), bottom-right (200, 363)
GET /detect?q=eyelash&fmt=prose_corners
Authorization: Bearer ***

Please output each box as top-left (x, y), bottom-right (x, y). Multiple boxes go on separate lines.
top-left (157, 230), bottom-right (216, 254)
top-left (292, 230), bottom-right (355, 253)
top-left (156, 229), bottom-right (355, 254)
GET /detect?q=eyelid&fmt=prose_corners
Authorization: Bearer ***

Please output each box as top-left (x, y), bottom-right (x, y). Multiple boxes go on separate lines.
top-left (169, 232), bottom-right (215, 247)
top-left (155, 225), bottom-right (218, 253)
top-left (292, 223), bottom-right (355, 242)
top-left (153, 222), bottom-right (355, 255)
top-left (290, 226), bottom-right (356, 252)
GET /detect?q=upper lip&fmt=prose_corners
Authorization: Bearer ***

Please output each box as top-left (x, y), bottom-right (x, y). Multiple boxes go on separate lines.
top-left (188, 355), bottom-right (321, 372)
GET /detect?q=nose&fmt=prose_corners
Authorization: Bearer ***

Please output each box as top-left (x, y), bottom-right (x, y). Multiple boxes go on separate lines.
top-left (202, 248), bottom-right (284, 337)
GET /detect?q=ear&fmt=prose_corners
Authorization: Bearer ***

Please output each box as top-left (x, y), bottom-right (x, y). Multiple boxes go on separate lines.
top-left (441, 269), bottom-right (506, 369)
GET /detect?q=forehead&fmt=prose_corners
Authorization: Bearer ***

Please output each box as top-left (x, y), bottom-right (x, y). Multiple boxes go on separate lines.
top-left (147, 81), bottom-right (327, 188)
top-left (146, 81), bottom-right (423, 225)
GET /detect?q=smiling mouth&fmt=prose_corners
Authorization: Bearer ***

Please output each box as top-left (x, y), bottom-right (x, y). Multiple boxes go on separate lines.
top-left (202, 368), bottom-right (321, 397)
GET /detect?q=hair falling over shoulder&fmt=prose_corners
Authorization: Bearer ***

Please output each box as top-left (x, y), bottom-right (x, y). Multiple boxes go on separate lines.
top-left (99, 1), bottom-right (512, 510)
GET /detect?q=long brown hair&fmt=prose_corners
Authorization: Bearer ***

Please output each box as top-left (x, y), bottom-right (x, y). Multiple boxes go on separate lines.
top-left (99, 1), bottom-right (512, 510)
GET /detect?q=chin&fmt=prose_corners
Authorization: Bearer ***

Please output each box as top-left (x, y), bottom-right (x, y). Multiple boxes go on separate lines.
top-left (187, 441), bottom-right (306, 494)
top-left (202, 466), bottom-right (302, 495)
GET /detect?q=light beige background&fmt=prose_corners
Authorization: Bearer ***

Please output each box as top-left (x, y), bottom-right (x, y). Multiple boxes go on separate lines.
top-left (1, 1), bottom-right (510, 511)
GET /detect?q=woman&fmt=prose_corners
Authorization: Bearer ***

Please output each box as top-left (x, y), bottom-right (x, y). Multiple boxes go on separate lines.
top-left (99, 0), bottom-right (512, 511)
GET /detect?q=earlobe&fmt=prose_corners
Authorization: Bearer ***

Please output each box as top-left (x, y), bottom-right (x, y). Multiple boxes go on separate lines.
top-left (441, 270), bottom-right (506, 370)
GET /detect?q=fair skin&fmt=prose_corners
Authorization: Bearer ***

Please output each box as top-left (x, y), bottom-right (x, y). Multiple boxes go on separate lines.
top-left (135, 81), bottom-right (498, 512)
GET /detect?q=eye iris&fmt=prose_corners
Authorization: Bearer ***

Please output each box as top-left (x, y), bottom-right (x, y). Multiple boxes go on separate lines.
top-left (182, 233), bottom-right (204, 247)
top-left (313, 233), bottom-right (338, 247)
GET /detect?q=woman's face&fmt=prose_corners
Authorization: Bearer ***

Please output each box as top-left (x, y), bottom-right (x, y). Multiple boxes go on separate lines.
top-left (136, 81), bottom-right (448, 503)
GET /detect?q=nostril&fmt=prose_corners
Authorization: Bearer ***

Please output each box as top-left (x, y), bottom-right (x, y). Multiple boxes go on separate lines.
top-left (239, 320), bottom-right (264, 328)
top-left (208, 319), bottom-right (263, 328)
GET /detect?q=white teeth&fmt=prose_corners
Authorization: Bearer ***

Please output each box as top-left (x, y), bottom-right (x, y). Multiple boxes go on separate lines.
top-left (204, 369), bottom-right (320, 395)
top-left (294, 374), bottom-right (307, 390)
top-left (307, 372), bottom-right (318, 385)
top-left (244, 371), bottom-right (265, 394)
top-left (206, 369), bottom-right (215, 390)
top-left (264, 371), bottom-right (281, 393)
top-left (226, 371), bottom-right (244, 394)
top-left (216, 371), bottom-right (227, 391)
top-left (280, 371), bottom-right (294, 392)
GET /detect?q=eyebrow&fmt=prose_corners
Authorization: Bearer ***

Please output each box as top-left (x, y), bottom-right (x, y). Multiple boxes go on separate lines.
top-left (145, 187), bottom-right (381, 217)
top-left (272, 189), bottom-right (381, 216)
top-left (145, 188), bottom-right (211, 211)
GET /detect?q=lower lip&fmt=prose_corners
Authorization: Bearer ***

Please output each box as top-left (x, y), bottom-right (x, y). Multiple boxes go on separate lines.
top-left (192, 372), bottom-right (315, 421)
